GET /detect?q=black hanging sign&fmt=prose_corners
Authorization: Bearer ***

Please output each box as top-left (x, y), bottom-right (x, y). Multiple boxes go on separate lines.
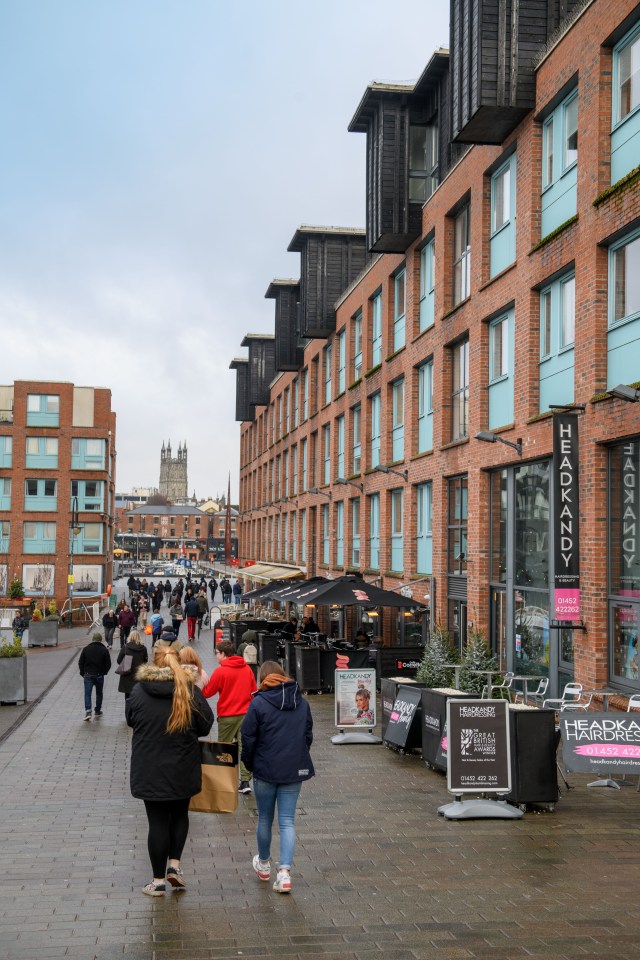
top-left (553, 413), bottom-right (581, 620)
top-left (447, 699), bottom-right (511, 794)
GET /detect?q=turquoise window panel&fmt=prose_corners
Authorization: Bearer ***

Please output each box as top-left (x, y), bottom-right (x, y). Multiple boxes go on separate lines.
top-left (541, 90), bottom-right (578, 237)
top-left (291, 515), bottom-right (297, 562)
top-left (26, 394), bottom-right (60, 427)
top-left (611, 23), bottom-right (640, 183)
top-left (0, 437), bottom-right (11, 468)
top-left (75, 525), bottom-right (104, 554)
top-left (71, 438), bottom-right (106, 469)
top-left (390, 489), bottom-right (404, 572)
top-left (488, 311), bottom-right (514, 429)
top-left (391, 537), bottom-right (403, 572)
top-left (608, 315), bottom-right (640, 387)
top-left (540, 350), bottom-right (575, 410)
top-left (322, 504), bottom-right (330, 564)
top-left (416, 483), bottom-right (432, 575)
top-left (392, 426), bottom-right (404, 462)
top-left (25, 437), bottom-right (58, 469)
top-left (0, 523), bottom-right (8, 552)
top-left (369, 494), bottom-right (380, 568)
top-left (23, 523), bottom-right (56, 554)
top-left (337, 416), bottom-right (345, 479)
top-left (335, 502), bottom-right (344, 567)
top-left (490, 155), bottom-right (516, 277)
top-left (417, 361), bottom-right (433, 453)
top-left (323, 425), bottom-right (331, 485)
top-left (24, 495), bottom-right (57, 512)
top-left (300, 510), bottom-right (307, 562)
top-left (370, 393), bottom-right (381, 468)
top-left (393, 269), bottom-right (406, 352)
top-left (372, 293), bottom-right (382, 366)
top-left (541, 166), bottom-right (577, 236)
top-left (419, 241), bottom-right (435, 333)
top-left (0, 496), bottom-right (10, 512)
top-left (391, 378), bottom-right (404, 462)
top-left (337, 331), bottom-right (346, 393)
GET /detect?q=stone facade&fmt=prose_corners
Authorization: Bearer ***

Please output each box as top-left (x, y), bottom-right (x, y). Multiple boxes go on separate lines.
top-left (159, 441), bottom-right (188, 501)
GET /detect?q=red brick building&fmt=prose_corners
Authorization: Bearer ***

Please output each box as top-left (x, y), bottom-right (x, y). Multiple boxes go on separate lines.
top-left (232, 0), bottom-right (640, 701)
top-left (0, 380), bottom-right (116, 608)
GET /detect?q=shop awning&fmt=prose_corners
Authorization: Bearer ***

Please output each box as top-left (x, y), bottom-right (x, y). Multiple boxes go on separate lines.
top-left (241, 563), bottom-right (306, 583)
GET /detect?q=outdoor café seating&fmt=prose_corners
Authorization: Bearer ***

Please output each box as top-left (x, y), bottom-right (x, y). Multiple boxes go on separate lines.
top-left (543, 681), bottom-right (583, 711)
top-left (482, 671), bottom-right (514, 701)
top-left (515, 677), bottom-right (548, 705)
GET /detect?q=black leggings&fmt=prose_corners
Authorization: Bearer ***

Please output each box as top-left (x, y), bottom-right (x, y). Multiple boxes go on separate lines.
top-left (143, 798), bottom-right (190, 878)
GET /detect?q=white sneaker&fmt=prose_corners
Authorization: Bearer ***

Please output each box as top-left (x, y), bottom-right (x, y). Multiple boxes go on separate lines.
top-left (252, 855), bottom-right (271, 881)
top-left (273, 869), bottom-right (291, 894)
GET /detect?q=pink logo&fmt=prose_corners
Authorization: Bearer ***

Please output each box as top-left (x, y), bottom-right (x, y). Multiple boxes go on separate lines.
top-left (390, 711), bottom-right (400, 722)
top-left (441, 736), bottom-right (448, 751)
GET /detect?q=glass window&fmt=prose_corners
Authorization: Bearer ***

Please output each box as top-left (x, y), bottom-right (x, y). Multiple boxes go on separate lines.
top-left (416, 482), bottom-right (433, 575)
top-left (453, 204), bottom-right (470, 305)
top-left (540, 288), bottom-right (552, 358)
top-left (560, 275), bottom-right (575, 347)
top-left (409, 123), bottom-right (438, 201)
top-left (353, 310), bottom-right (363, 380)
top-left (25, 479), bottom-right (38, 496)
top-left (490, 316), bottom-right (509, 381)
top-left (337, 329), bottom-right (346, 393)
top-left (543, 114), bottom-right (554, 188)
top-left (492, 163), bottom-right (511, 233)
top-left (324, 344), bottom-right (332, 405)
top-left (451, 339), bottom-right (469, 441)
top-left (369, 493), bottom-right (380, 568)
top-left (417, 359), bottom-right (434, 454)
top-left (351, 498), bottom-right (361, 567)
top-left (43, 480), bottom-right (56, 497)
top-left (393, 269), bottom-right (406, 351)
top-left (370, 392), bottom-right (381, 468)
top-left (371, 292), bottom-right (382, 366)
top-left (390, 488), bottom-right (404, 571)
top-left (323, 424), bottom-right (331, 486)
top-left (564, 95), bottom-right (578, 167)
top-left (609, 439), bottom-right (640, 595)
top-left (85, 439), bottom-right (103, 456)
top-left (391, 378), bottom-right (404, 462)
top-left (616, 25), bottom-right (640, 122)
top-left (26, 438), bottom-right (39, 454)
top-left (447, 475), bottom-right (468, 573)
top-left (419, 239), bottom-right (435, 332)
top-left (611, 232), bottom-right (640, 324)
top-left (352, 404), bottom-right (361, 474)
top-left (490, 469), bottom-right (507, 583)
top-left (514, 461), bottom-right (549, 589)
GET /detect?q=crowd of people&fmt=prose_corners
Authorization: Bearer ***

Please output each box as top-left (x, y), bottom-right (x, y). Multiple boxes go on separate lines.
top-left (79, 576), bottom-right (313, 899)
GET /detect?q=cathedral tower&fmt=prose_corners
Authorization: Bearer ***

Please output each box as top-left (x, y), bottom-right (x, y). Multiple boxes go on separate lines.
top-left (159, 440), bottom-right (188, 501)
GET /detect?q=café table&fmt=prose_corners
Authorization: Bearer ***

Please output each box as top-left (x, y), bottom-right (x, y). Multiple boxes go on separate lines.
top-left (511, 675), bottom-right (541, 705)
top-left (472, 669), bottom-right (496, 698)
top-left (442, 663), bottom-right (464, 689)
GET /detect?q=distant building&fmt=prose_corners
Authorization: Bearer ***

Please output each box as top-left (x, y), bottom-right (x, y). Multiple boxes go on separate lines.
top-left (118, 501), bottom-right (238, 564)
top-left (159, 440), bottom-right (188, 501)
top-left (0, 380), bottom-right (116, 605)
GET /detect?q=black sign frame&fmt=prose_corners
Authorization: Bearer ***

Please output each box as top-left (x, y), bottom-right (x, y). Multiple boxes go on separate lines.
top-left (383, 684), bottom-right (422, 750)
top-left (560, 712), bottom-right (640, 775)
top-left (553, 412), bottom-right (581, 621)
top-left (446, 699), bottom-right (512, 794)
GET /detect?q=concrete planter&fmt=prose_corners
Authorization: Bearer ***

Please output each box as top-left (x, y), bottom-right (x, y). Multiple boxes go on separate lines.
top-left (0, 656), bottom-right (27, 704)
top-left (28, 620), bottom-right (59, 647)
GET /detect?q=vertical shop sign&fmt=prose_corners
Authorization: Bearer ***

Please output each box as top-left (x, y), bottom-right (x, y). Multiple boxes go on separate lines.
top-left (621, 441), bottom-right (639, 592)
top-left (553, 413), bottom-right (580, 620)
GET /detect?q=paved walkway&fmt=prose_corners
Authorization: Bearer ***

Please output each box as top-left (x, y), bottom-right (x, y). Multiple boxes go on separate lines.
top-left (1, 627), bottom-right (639, 960)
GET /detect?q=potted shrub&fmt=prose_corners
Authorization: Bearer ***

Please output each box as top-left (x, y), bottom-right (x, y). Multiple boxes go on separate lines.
top-left (0, 635), bottom-right (27, 704)
top-left (416, 625), bottom-right (459, 689)
top-left (28, 603), bottom-right (59, 647)
top-left (458, 627), bottom-right (499, 696)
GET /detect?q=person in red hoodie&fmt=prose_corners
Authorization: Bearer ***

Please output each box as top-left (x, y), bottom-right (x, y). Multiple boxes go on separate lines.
top-left (202, 640), bottom-right (257, 793)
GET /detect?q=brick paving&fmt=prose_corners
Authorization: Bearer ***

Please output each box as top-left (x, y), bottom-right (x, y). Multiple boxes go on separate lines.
top-left (1, 628), bottom-right (639, 960)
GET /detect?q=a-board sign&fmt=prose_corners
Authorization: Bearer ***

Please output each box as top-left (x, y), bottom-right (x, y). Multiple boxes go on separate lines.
top-left (446, 699), bottom-right (511, 794)
top-left (383, 684), bottom-right (422, 749)
top-left (334, 669), bottom-right (377, 728)
top-left (560, 713), bottom-right (640, 774)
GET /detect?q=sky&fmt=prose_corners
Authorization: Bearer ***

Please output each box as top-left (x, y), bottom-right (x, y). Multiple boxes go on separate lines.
top-left (0, 0), bottom-right (450, 501)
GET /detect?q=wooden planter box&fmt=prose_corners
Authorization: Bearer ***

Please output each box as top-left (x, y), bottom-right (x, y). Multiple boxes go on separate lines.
top-left (28, 620), bottom-right (59, 647)
top-left (0, 656), bottom-right (27, 704)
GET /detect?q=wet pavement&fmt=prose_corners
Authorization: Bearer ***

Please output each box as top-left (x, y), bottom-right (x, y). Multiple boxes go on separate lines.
top-left (1, 622), bottom-right (639, 960)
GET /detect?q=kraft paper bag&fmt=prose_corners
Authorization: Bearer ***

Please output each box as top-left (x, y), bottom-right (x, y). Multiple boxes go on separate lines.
top-left (190, 741), bottom-right (239, 814)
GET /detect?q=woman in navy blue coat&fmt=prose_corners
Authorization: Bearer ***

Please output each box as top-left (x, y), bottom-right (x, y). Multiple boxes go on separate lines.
top-left (241, 660), bottom-right (314, 894)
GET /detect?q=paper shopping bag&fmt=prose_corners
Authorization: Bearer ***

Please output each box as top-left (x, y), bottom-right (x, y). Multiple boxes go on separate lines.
top-left (189, 741), bottom-right (239, 814)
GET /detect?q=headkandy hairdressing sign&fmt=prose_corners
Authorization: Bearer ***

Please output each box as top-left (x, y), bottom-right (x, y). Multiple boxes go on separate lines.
top-left (553, 413), bottom-right (580, 620)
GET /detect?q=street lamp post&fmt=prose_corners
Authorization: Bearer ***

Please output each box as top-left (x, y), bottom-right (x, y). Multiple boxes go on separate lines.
top-left (67, 497), bottom-right (81, 628)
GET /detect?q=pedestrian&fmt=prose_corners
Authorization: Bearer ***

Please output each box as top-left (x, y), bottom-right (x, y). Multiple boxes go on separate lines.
top-left (137, 593), bottom-right (149, 628)
top-left (78, 632), bottom-right (112, 721)
top-left (164, 579), bottom-right (172, 604)
top-left (184, 593), bottom-right (199, 642)
top-left (168, 597), bottom-right (185, 638)
top-left (126, 639), bottom-right (214, 896)
top-left (195, 590), bottom-right (209, 636)
top-left (127, 574), bottom-right (137, 600)
top-left (116, 629), bottom-right (148, 714)
top-left (220, 577), bottom-right (232, 604)
top-left (179, 645), bottom-right (209, 690)
top-left (202, 639), bottom-right (257, 793)
top-left (118, 603), bottom-right (136, 646)
top-left (152, 583), bottom-right (162, 614)
top-left (102, 607), bottom-right (118, 649)
top-left (149, 611), bottom-right (164, 646)
top-left (208, 577), bottom-right (218, 602)
top-left (241, 660), bottom-right (314, 894)
top-left (232, 580), bottom-right (243, 605)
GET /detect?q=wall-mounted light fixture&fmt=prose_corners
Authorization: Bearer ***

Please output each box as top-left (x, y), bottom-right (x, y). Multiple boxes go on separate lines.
top-left (609, 383), bottom-right (640, 402)
top-left (474, 431), bottom-right (522, 456)
top-left (308, 487), bottom-right (332, 500)
top-left (373, 464), bottom-right (408, 482)
top-left (335, 477), bottom-right (364, 492)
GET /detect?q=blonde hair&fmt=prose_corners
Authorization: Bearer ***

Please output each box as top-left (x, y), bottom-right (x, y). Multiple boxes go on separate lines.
top-left (179, 645), bottom-right (203, 673)
top-left (128, 630), bottom-right (144, 646)
top-left (152, 644), bottom-right (195, 734)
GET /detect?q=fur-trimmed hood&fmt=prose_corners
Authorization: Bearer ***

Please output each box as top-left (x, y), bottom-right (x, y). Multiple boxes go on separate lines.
top-left (135, 663), bottom-right (196, 698)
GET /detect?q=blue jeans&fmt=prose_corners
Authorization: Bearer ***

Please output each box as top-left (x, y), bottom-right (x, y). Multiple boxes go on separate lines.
top-left (83, 675), bottom-right (104, 712)
top-left (253, 779), bottom-right (302, 869)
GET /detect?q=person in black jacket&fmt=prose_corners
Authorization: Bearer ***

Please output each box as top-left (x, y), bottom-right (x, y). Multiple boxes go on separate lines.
top-left (102, 608), bottom-right (118, 649)
top-left (241, 660), bottom-right (314, 895)
top-left (184, 593), bottom-right (200, 641)
top-left (126, 640), bottom-right (214, 897)
top-left (78, 633), bottom-right (112, 721)
top-left (116, 630), bottom-right (148, 713)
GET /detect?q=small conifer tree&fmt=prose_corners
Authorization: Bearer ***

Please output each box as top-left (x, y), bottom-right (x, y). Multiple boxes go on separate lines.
top-left (416, 625), bottom-right (458, 688)
top-left (458, 628), bottom-right (499, 695)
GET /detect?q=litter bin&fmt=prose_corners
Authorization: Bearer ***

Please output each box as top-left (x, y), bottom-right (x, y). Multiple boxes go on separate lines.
top-left (257, 632), bottom-right (280, 665)
top-left (294, 646), bottom-right (322, 693)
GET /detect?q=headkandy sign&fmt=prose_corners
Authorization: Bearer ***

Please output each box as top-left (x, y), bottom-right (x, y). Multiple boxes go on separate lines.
top-left (553, 413), bottom-right (580, 620)
top-left (561, 713), bottom-right (640, 775)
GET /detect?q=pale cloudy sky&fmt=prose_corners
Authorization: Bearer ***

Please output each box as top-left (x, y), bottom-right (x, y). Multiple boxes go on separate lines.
top-left (0, 0), bottom-right (449, 499)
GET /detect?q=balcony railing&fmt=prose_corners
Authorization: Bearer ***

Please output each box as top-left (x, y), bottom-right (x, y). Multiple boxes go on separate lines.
top-left (0, 409), bottom-right (13, 423)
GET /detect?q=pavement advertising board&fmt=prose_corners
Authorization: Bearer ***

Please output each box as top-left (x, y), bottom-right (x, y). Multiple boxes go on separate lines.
top-left (447, 699), bottom-right (511, 794)
top-left (383, 684), bottom-right (422, 749)
top-left (560, 712), bottom-right (640, 774)
top-left (334, 669), bottom-right (377, 728)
